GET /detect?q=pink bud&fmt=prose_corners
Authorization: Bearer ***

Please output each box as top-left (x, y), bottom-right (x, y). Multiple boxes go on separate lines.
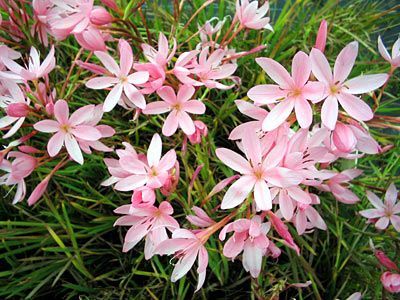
top-left (381, 271), bottom-right (400, 293)
top-left (268, 211), bottom-right (300, 255)
top-left (100, 0), bottom-right (119, 12)
top-left (130, 187), bottom-right (156, 210)
top-left (188, 120), bottom-right (208, 144)
top-left (315, 20), bottom-right (328, 52)
top-left (208, 175), bottom-right (240, 198)
top-left (18, 145), bottom-right (40, 154)
top-left (375, 251), bottom-right (400, 272)
top-left (76, 60), bottom-right (107, 75)
top-left (27, 175), bottom-right (50, 206)
top-left (187, 206), bottom-right (215, 227)
top-left (332, 122), bottom-right (356, 153)
top-left (46, 102), bottom-right (54, 115)
top-left (6, 102), bottom-right (30, 117)
top-left (90, 7), bottom-right (113, 26)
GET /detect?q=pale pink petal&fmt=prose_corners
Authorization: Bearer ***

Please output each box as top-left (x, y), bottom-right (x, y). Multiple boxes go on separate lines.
top-left (162, 112), bottom-right (179, 136)
top-left (292, 51), bottom-right (311, 87)
top-left (142, 101), bottom-right (170, 114)
top-left (279, 191), bottom-right (294, 220)
top-left (215, 148), bottom-right (252, 174)
top-left (119, 157), bottom-right (147, 174)
top-left (177, 111), bottom-right (195, 135)
top-left (366, 191), bottom-right (384, 209)
top-left (103, 84), bottom-right (123, 112)
top-left (86, 76), bottom-right (118, 89)
top-left (255, 57), bottom-right (294, 89)
top-left (171, 247), bottom-right (198, 282)
top-left (118, 39), bottom-right (133, 76)
top-left (155, 238), bottom-right (192, 255)
top-left (157, 149), bottom-right (176, 172)
top-left (157, 86), bottom-right (177, 104)
top-left (197, 246), bottom-right (208, 273)
top-left (34, 120), bottom-right (60, 132)
top-left (385, 183), bottom-right (398, 207)
top-left (391, 215), bottom-right (400, 232)
top-left (306, 206), bottom-right (327, 230)
top-left (375, 217), bottom-right (389, 230)
top-left (127, 71), bottom-right (149, 85)
top-left (54, 100), bottom-right (69, 124)
top-left (147, 133), bottom-right (162, 167)
top-left (321, 96), bottom-right (338, 130)
top-left (177, 85), bottom-right (195, 102)
top-left (72, 125), bottom-right (101, 141)
top-left (262, 99), bottom-right (295, 131)
top-left (265, 167), bottom-right (302, 187)
top-left (294, 98), bottom-right (312, 128)
top-left (69, 105), bottom-right (96, 125)
top-left (295, 210), bottom-right (307, 235)
top-left (333, 41), bottom-right (358, 83)
top-left (247, 84), bottom-right (287, 104)
top-left (124, 84), bottom-right (146, 109)
top-left (94, 51), bottom-right (120, 75)
top-left (221, 176), bottom-right (255, 209)
top-left (65, 134), bottom-right (84, 164)
top-left (287, 186), bottom-right (312, 204)
top-left (222, 235), bottom-right (245, 258)
top-left (182, 100), bottom-right (206, 114)
top-left (344, 74), bottom-right (388, 94)
top-left (242, 241), bottom-right (263, 278)
top-left (310, 48), bottom-right (332, 84)
top-left (377, 36), bottom-right (391, 62)
top-left (254, 180), bottom-right (272, 211)
top-left (235, 100), bottom-right (268, 120)
top-left (337, 93), bottom-right (373, 122)
top-left (114, 175), bottom-right (147, 191)
top-left (242, 130), bottom-right (262, 164)
top-left (122, 223), bottom-right (149, 252)
top-left (47, 131), bottom-right (65, 157)
top-left (302, 81), bottom-right (327, 102)
top-left (359, 208), bottom-right (385, 219)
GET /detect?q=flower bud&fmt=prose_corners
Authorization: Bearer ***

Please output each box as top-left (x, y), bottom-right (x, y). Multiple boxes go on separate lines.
top-left (28, 175), bottom-right (50, 206)
top-left (100, 0), bottom-right (119, 12)
top-left (90, 7), bottom-right (113, 26)
top-left (6, 102), bottom-right (29, 117)
top-left (381, 272), bottom-right (400, 293)
top-left (332, 122), bottom-right (356, 153)
top-left (188, 120), bottom-right (208, 144)
top-left (314, 20), bottom-right (328, 52)
top-left (375, 250), bottom-right (399, 272)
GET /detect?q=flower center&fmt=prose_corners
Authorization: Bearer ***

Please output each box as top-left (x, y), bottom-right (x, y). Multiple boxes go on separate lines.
top-left (330, 84), bottom-right (340, 95)
top-left (253, 166), bottom-right (264, 180)
top-left (290, 88), bottom-right (302, 98)
top-left (150, 167), bottom-right (158, 177)
top-left (60, 124), bottom-right (71, 133)
top-left (172, 103), bottom-right (182, 111)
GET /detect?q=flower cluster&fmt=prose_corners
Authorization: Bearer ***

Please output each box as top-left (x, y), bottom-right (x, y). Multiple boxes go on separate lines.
top-left (0, 0), bottom-right (399, 295)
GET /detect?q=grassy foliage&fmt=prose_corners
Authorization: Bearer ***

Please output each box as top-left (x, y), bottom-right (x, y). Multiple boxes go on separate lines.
top-left (1, 0), bottom-right (399, 299)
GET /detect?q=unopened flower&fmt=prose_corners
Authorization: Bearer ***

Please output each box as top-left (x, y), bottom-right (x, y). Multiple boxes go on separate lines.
top-left (378, 36), bottom-right (400, 69)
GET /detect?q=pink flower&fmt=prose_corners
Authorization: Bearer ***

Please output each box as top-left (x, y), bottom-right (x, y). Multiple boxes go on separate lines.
top-left (1, 46), bottom-right (55, 81)
top-left (0, 81), bottom-right (30, 138)
top-left (359, 183), bottom-right (400, 231)
top-left (314, 20), bottom-right (328, 52)
top-left (318, 169), bottom-right (363, 204)
top-left (143, 85), bottom-right (206, 136)
top-left (332, 122), bottom-right (357, 153)
top-left (76, 104), bottom-right (115, 154)
top-left (142, 32), bottom-right (176, 68)
top-left (235, 0), bottom-right (273, 31)
top-left (130, 187), bottom-right (156, 209)
top-left (31, 0), bottom-right (53, 47)
top-left (219, 215), bottom-right (271, 277)
top-left (74, 25), bottom-right (107, 51)
top-left (216, 131), bottom-right (303, 210)
top-left (292, 194), bottom-right (326, 235)
top-left (176, 47), bottom-right (237, 89)
top-left (50, 0), bottom-right (94, 38)
top-left (0, 151), bottom-right (37, 204)
top-left (34, 99), bottom-right (102, 164)
top-left (248, 52), bottom-right (326, 130)
top-left (381, 272), bottom-right (400, 293)
top-left (310, 41), bottom-right (388, 129)
top-left (89, 7), bottom-right (113, 26)
top-left (86, 39), bottom-right (149, 112)
top-left (155, 228), bottom-right (208, 292)
top-left (187, 206), bottom-right (215, 228)
top-left (187, 120), bottom-right (208, 144)
top-left (378, 36), bottom-right (400, 69)
top-left (113, 133), bottom-right (177, 191)
top-left (114, 201), bottom-right (179, 259)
